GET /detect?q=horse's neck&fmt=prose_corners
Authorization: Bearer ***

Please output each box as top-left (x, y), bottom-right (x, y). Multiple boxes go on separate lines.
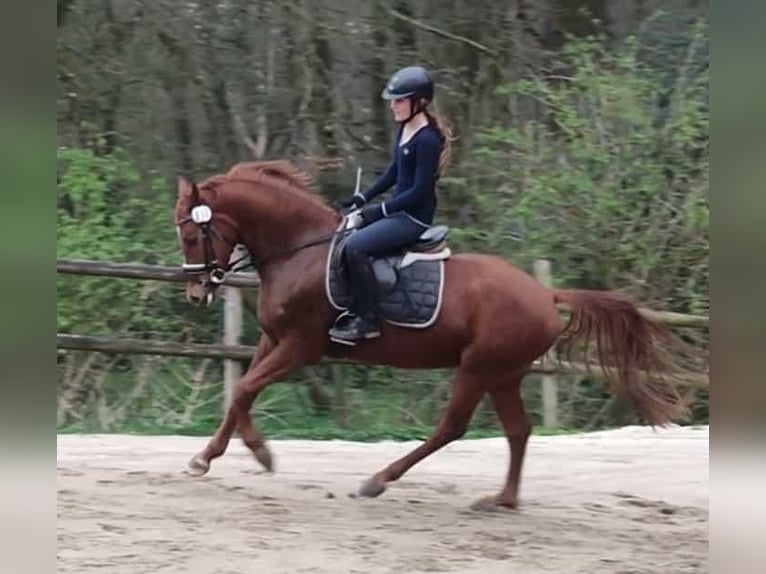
top-left (223, 188), bottom-right (337, 272)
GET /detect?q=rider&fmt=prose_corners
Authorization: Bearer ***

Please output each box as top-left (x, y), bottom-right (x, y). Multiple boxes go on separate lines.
top-left (329, 65), bottom-right (452, 344)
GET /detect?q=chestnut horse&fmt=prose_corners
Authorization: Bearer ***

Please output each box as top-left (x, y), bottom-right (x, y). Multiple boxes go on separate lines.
top-left (174, 160), bottom-right (688, 510)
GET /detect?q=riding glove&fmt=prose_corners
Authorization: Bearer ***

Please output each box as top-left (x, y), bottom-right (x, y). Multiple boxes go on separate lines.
top-left (338, 195), bottom-right (366, 211)
top-left (360, 204), bottom-right (385, 225)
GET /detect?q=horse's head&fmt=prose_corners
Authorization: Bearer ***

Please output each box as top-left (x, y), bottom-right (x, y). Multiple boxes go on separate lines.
top-left (174, 176), bottom-right (240, 306)
top-left (175, 161), bottom-right (341, 305)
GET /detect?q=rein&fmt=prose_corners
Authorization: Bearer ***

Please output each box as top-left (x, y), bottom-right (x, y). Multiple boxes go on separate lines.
top-left (254, 229), bottom-right (341, 269)
top-left (177, 206), bottom-right (347, 281)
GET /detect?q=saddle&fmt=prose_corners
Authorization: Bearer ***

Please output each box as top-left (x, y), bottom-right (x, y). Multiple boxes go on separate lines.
top-left (325, 222), bottom-right (451, 328)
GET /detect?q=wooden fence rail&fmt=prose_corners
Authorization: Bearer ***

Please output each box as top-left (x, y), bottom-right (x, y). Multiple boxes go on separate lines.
top-left (57, 333), bottom-right (709, 389)
top-left (57, 333), bottom-right (256, 361)
top-left (56, 259), bottom-right (261, 288)
top-left (58, 259), bottom-right (709, 327)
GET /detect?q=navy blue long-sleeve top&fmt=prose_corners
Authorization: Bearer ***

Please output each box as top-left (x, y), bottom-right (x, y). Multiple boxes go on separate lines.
top-left (358, 123), bottom-right (443, 227)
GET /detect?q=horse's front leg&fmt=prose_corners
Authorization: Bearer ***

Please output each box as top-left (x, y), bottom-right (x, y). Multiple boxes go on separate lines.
top-left (187, 334), bottom-right (297, 476)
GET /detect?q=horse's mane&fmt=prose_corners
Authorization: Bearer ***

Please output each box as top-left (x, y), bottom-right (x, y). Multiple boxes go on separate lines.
top-left (220, 160), bottom-right (330, 212)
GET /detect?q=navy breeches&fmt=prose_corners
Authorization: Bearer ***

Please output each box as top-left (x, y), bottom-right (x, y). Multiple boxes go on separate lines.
top-left (345, 213), bottom-right (425, 258)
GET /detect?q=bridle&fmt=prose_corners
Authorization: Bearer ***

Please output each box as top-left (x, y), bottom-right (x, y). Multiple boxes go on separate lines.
top-left (175, 204), bottom-right (247, 285)
top-left (176, 203), bottom-right (347, 284)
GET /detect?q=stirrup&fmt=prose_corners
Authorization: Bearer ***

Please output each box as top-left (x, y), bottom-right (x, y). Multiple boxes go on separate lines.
top-left (329, 312), bottom-right (380, 346)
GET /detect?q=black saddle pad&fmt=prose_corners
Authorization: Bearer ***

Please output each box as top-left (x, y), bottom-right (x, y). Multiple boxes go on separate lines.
top-left (325, 231), bottom-right (447, 328)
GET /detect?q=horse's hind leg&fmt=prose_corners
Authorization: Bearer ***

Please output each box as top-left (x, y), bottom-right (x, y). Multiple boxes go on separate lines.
top-left (358, 369), bottom-right (486, 498)
top-left (471, 369), bottom-right (531, 511)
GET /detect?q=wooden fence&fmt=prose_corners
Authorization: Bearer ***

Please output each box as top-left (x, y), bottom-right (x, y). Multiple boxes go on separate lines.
top-left (57, 258), bottom-right (709, 428)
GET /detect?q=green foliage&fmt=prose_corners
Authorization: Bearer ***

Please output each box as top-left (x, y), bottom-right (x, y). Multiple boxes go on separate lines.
top-left (451, 31), bottom-right (708, 316)
top-left (56, 148), bottom-right (221, 337)
top-left (58, 147), bottom-right (166, 260)
top-left (57, 352), bottom-right (594, 439)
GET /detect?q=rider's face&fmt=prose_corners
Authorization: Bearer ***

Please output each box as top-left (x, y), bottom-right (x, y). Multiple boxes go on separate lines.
top-left (390, 97), bottom-right (411, 122)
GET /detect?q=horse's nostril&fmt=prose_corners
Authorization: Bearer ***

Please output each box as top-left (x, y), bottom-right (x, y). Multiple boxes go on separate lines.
top-left (187, 293), bottom-right (203, 305)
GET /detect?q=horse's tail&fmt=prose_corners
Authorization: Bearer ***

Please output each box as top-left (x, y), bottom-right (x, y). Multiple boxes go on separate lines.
top-left (552, 289), bottom-right (690, 426)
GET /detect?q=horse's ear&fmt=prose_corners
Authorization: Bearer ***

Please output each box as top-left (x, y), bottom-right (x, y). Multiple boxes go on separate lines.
top-left (177, 176), bottom-right (202, 204)
top-left (190, 182), bottom-right (201, 204)
top-left (177, 176), bottom-right (192, 198)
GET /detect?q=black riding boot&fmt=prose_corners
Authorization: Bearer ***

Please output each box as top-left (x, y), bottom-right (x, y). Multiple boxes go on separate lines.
top-left (329, 250), bottom-right (381, 344)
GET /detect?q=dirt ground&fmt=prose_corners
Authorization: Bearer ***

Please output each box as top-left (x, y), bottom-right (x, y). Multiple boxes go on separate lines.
top-left (57, 425), bottom-right (708, 574)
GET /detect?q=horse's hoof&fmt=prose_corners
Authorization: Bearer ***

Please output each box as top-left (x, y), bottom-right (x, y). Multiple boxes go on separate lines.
top-left (186, 456), bottom-right (210, 477)
top-left (470, 495), bottom-right (517, 513)
top-left (358, 478), bottom-right (387, 498)
top-left (253, 445), bottom-right (274, 472)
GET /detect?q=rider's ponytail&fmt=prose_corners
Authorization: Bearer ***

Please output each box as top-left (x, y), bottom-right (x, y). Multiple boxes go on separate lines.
top-left (425, 110), bottom-right (453, 178)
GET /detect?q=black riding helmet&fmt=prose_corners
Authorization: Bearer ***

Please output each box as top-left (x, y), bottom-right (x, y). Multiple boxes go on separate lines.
top-left (381, 66), bottom-right (434, 123)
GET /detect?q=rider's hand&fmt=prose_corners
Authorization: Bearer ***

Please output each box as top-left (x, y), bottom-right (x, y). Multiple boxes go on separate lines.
top-left (360, 204), bottom-right (384, 225)
top-left (337, 195), bottom-right (365, 213)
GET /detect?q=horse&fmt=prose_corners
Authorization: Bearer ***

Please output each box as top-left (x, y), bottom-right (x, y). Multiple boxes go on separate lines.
top-left (173, 160), bottom-right (689, 510)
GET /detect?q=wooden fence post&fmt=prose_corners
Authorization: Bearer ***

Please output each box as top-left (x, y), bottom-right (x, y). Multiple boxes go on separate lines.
top-left (223, 286), bottom-right (243, 412)
top-left (534, 259), bottom-right (559, 430)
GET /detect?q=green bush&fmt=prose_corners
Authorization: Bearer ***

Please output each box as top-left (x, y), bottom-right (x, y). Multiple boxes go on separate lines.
top-left (449, 32), bottom-right (708, 317)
